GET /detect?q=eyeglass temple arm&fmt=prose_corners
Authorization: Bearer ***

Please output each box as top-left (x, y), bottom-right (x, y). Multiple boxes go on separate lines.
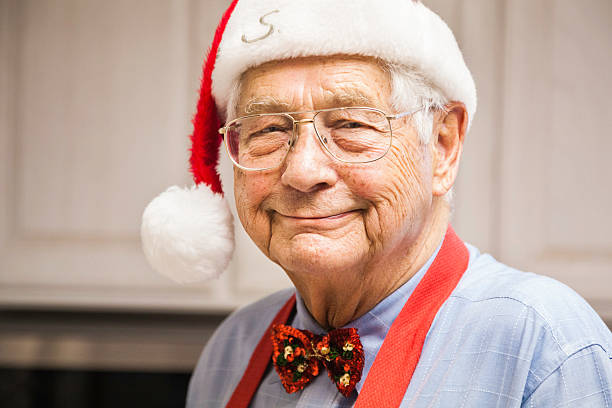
top-left (388, 107), bottom-right (426, 121)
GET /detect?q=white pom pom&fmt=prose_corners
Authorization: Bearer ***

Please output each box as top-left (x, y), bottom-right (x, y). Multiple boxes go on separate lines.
top-left (141, 185), bottom-right (234, 283)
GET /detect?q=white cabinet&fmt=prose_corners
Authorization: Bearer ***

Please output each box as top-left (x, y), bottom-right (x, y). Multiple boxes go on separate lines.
top-left (1, 0), bottom-right (610, 319)
top-left (0, 0), bottom-right (291, 312)
top-left (496, 0), bottom-right (612, 316)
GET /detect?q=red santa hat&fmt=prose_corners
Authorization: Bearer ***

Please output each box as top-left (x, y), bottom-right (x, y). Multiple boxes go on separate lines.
top-left (141, 0), bottom-right (477, 283)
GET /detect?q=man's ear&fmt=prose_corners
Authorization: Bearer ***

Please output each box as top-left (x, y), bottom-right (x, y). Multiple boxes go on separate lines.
top-left (432, 101), bottom-right (468, 196)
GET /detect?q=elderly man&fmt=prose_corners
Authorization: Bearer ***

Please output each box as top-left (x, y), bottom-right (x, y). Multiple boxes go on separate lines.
top-left (141, 0), bottom-right (612, 406)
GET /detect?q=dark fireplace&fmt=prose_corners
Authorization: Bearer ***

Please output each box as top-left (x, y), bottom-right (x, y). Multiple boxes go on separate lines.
top-left (0, 310), bottom-right (228, 408)
top-left (0, 368), bottom-right (190, 408)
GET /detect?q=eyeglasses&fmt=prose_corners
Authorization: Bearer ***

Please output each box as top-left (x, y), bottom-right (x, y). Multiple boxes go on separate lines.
top-left (218, 106), bottom-right (423, 171)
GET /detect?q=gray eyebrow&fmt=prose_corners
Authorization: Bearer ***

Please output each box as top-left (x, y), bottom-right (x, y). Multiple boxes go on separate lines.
top-left (327, 89), bottom-right (373, 107)
top-left (243, 96), bottom-right (291, 115)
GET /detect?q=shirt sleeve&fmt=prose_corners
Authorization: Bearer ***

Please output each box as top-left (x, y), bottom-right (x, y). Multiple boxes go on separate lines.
top-left (522, 344), bottom-right (612, 407)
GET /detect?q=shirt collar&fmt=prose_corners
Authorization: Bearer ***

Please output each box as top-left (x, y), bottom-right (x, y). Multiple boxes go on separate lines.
top-left (292, 240), bottom-right (444, 394)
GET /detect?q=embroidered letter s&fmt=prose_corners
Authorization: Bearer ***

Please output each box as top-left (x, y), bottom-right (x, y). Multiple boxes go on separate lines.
top-left (241, 10), bottom-right (280, 44)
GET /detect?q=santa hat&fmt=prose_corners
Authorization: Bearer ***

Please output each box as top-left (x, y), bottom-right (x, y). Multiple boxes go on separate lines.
top-left (141, 0), bottom-right (477, 283)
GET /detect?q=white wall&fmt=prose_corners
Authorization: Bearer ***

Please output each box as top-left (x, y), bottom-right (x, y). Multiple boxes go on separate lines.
top-left (1, 0), bottom-right (610, 321)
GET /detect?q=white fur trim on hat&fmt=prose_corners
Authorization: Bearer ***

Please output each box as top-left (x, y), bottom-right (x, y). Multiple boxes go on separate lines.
top-left (141, 185), bottom-right (234, 283)
top-left (211, 0), bottom-right (477, 127)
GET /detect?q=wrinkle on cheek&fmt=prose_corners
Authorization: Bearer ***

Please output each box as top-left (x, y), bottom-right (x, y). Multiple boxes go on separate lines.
top-left (234, 170), bottom-right (275, 257)
top-left (373, 142), bottom-right (431, 238)
top-left (329, 167), bottom-right (378, 252)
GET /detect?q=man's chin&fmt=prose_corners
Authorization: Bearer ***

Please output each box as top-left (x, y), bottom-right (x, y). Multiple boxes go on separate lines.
top-left (271, 233), bottom-right (367, 275)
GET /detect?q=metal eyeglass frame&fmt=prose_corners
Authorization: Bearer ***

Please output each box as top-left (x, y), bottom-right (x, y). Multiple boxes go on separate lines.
top-left (218, 106), bottom-right (424, 171)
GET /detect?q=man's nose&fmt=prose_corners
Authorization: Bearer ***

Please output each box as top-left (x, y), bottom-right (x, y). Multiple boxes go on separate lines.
top-left (280, 120), bottom-right (338, 193)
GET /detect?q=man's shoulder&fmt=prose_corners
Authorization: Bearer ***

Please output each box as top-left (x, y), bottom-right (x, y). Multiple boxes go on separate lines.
top-left (456, 247), bottom-right (584, 310)
top-left (452, 245), bottom-right (612, 357)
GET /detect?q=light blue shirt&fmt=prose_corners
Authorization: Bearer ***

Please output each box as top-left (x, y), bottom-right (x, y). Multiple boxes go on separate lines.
top-left (187, 244), bottom-right (612, 407)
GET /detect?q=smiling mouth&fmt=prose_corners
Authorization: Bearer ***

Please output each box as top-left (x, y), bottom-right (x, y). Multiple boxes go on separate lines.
top-left (278, 209), bottom-right (361, 220)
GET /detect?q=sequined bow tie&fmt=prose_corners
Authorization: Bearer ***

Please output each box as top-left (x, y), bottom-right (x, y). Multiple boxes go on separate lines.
top-left (271, 324), bottom-right (365, 397)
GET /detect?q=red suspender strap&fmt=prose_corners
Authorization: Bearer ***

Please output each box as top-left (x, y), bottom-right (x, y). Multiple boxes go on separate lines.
top-left (226, 226), bottom-right (468, 407)
top-left (225, 294), bottom-right (296, 408)
top-left (354, 226), bottom-right (469, 407)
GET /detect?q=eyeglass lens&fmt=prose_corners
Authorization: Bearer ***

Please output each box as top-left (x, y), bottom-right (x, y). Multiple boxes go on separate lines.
top-left (225, 108), bottom-right (391, 170)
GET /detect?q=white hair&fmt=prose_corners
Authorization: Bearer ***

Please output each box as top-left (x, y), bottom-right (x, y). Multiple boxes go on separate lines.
top-left (380, 61), bottom-right (448, 144)
top-left (381, 61), bottom-right (453, 203)
top-left (224, 78), bottom-right (242, 124)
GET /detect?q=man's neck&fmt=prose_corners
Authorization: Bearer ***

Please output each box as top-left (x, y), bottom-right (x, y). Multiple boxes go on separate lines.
top-left (292, 201), bottom-right (450, 329)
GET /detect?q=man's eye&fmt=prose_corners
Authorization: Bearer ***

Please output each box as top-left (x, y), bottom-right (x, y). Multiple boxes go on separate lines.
top-left (249, 126), bottom-right (290, 138)
top-left (246, 126), bottom-right (288, 141)
top-left (340, 121), bottom-right (365, 129)
top-left (259, 126), bottom-right (287, 134)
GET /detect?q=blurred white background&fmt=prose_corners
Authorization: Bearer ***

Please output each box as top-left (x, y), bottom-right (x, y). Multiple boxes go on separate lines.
top-left (1, 0), bottom-right (611, 374)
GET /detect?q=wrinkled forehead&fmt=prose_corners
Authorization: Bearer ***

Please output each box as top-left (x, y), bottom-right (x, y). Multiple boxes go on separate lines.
top-left (234, 56), bottom-right (393, 116)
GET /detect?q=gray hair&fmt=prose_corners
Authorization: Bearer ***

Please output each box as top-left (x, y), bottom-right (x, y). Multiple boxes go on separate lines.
top-left (380, 61), bottom-right (448, 143)
top-left (381, 62), bottom-right (453, 202)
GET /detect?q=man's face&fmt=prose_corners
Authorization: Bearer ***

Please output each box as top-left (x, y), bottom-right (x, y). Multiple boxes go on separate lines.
top-left (233, 56), bottom-right (435, 280)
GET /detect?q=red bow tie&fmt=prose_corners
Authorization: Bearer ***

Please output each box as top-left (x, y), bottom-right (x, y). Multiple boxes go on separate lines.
top-left (271, 324), bottom-right (365, 397)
